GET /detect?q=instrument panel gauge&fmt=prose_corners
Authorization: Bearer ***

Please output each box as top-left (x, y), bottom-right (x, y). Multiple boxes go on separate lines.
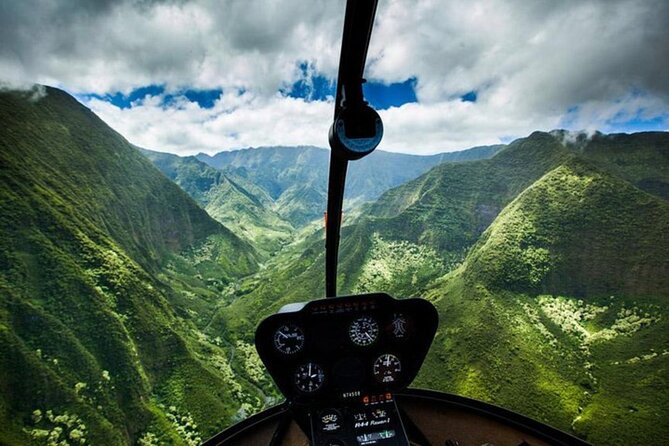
top-left (294, 362), bottom-right (325, 393)
top-left (349, 316), bottom-right (379, 346)
top-left (273, 324), bottom-right (305, 355)
top-left (373, 354), bottom-right (401, 384)
top-left (390, 313), bottom-right (409, 339)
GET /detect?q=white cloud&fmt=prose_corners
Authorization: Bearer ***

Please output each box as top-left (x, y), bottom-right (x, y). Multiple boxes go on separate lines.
top-left (2, 0), bottom-right (668, 154)
top-left (0, 0), bottom-right (345, 94)
top-left (87, 91), bottom-right (334, 155)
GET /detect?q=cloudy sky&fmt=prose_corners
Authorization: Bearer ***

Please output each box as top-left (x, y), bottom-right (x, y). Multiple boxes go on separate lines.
top-left (1, 0), bottom-right (668, 155)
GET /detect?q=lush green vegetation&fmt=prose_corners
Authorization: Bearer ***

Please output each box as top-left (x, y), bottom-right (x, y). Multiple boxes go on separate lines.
top-left (418, 159), bottom-right (669, 444)
top-left (1, 86), bottom-right (667, 445)
top-left (0, 87), bottom-right (264, 445)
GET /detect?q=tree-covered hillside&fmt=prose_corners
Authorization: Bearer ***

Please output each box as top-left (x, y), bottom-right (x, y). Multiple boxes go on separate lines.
top-left (466, 159), bottom-right (669, 296)
top-left (0, 87), bottom-right (263, 445)
top-left (416, 160), bottom-right (669, 445)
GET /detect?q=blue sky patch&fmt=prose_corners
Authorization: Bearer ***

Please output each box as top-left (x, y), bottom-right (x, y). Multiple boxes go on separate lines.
top-left (182, 88), bottom-right (223, 108)
top-left (282, 62), bottom-right (418, 110)
top-left (461, 91), bottom-right (477, 103)
top-left (80, 85), bottom-right (223, 109)
top-left (282, 62), bottom-right (336, 101)
top-left (604, 115), bottom-right (667, 133)
top-left (80, 84), bottom-right (165, 109)
top-left (363, 77), bottom-right (418, 110)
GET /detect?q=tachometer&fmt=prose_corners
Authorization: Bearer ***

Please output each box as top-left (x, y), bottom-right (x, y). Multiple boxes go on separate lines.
top-left (349, 316), bottom-right (379, 346)
top-left (294, 362), bottom-right (325, 393)
top-left (273, 324), bottom-right (305, 354)
top-left (373, 354), bottom-right (401, 384)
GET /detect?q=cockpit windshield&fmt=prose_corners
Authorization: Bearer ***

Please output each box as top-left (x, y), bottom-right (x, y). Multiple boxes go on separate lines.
top-left (0, 1), bottom-right (667, 446)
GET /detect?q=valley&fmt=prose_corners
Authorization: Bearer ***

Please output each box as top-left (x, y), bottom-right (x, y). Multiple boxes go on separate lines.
top-left (1, 87), bottom-right (667, 445)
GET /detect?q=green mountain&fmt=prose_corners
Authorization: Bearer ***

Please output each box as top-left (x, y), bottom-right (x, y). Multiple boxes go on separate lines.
top-left (140, 148), bottom-right (293, 255)
top-left (217, 130), bottom-right (669, 445)
top-left (466, 158), bottom-right (669, 296)
top-left (550, 129), bottom-right (669, 201)
top-left (347, 130), bottom-right (669, 292)
top-left (0, 87), bottom-right (263, 445)
top-left (195, 145), bottom-right (502, 226)
top-left (419, 159), bottom-right (669, 445)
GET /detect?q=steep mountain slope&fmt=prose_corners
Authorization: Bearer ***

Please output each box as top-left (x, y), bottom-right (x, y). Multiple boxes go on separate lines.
top-left (140, 148), bottom-right (293, 254)
top-left (196, 145), bottom-right (502, 226)
top-left (466, 159), bottom-right (669, 296)
top-left (326, 132), bottom-right (573, 293)
top-left (0, 87), bottom-right (261, 445)
top-left (345, 131), bottom-right (669, 292)
top-left (0, 90), bottom-right (228, 271)
top-left (418, 160), bottom-right (669, 444)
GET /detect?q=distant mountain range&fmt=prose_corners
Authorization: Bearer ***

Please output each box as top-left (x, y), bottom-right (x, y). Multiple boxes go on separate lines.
top-left (139, 148), bottom-right (294, 256)
top-left (1, 86), bottom-right (667, 445)
top-left (140, 144), bottom-right (502, 255)
top-left (194, 144), bottom-right (502, 226)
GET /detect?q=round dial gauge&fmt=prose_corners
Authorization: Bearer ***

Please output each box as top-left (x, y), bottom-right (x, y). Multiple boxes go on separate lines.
top-left (294, 362), bottom-right (325, 393)
top-left (273, 324), bottom-right (305, 355)
top-left (349, 316), bottom-right (379, 346)
top-left (373, 354), bottom-right (401, 384)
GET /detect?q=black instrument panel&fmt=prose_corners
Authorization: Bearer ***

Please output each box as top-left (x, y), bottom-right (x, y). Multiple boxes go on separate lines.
top-left (255, 293), bottom-right (438, 405)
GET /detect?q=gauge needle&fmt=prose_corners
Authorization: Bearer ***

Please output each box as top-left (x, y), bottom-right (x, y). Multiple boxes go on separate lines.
top-left (365, 332), bottom-right (373, 340)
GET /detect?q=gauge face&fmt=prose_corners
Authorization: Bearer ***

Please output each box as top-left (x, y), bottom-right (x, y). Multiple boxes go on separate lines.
top-left (295, 362), bottom-right (325, 393)
top-left (373, 354), bottom-right (401, 384)
top-left (273, 324), bottom-right (305, 355)
top-left (318, 409), bottom-right (342, 433)
top-left (349, 316), bottom-right (379, 346)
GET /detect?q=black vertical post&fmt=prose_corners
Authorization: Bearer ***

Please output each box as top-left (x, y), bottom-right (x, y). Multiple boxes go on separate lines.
top-left (325, 0), bottom-right (379, 298)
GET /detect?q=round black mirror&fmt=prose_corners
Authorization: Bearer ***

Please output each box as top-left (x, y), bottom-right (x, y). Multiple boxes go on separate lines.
top-left (329, 103), bottom-right (383, 160)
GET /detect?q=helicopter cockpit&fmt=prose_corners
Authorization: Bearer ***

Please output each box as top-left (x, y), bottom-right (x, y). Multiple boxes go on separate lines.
top-left (202, 1), bottom-right (591, 445)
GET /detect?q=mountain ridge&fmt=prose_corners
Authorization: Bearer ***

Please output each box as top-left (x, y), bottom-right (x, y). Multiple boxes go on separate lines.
top-left (139, 147), bottom-right (293, 255)
top-left (464, 157), bottom-right (669, 297)
top-left (193, 144), bottom-right (503, 226)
